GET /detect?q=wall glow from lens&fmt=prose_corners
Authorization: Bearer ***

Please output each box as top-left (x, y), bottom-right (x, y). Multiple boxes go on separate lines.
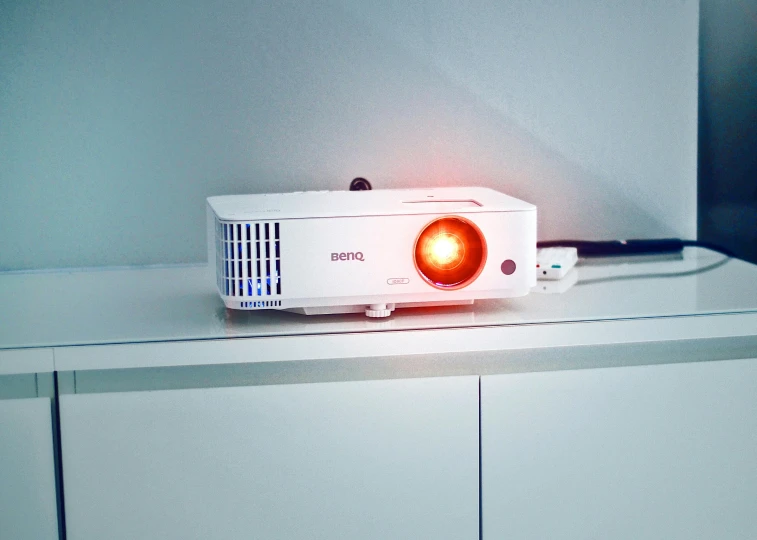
top-left (414, 216), bottom-right (486, 289)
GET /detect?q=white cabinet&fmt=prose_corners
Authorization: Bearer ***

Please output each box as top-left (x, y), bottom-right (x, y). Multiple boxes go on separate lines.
top-left (0, 397), bottom-right (60, 540)
top-left (481, 359), bottom-right (757, 540)
top-left (60, 376), bottom-right (478, 540)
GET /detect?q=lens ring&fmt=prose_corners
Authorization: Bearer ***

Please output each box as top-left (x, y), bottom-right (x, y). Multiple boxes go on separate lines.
top-left (414, 216), bottom-right (487, 289)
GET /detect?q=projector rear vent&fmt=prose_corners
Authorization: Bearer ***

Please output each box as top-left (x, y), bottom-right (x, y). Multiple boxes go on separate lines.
top-left (217, 220), bottom-right (281, 298)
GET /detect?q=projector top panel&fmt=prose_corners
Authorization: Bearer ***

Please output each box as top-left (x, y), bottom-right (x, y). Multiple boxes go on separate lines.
top-left (208, 187), bottom-right (535, 221)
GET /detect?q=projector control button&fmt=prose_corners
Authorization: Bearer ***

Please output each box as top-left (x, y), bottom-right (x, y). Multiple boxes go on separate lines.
top-left (501, 260), bottom-right (517, 275)
top-left (387, 278), bottom-right (410, 285)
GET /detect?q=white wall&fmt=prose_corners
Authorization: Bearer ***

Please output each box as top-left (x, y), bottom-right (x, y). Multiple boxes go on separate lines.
top-left (0, 0), bottom-right (699, 271)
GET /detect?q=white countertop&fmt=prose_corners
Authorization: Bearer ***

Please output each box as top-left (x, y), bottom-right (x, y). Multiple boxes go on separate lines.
top-left (2, 248), bottom-right (757, 354)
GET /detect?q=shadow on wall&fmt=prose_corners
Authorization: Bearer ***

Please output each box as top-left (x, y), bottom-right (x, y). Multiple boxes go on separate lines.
top-left (0, 0), bottom-right (697, 270)
top-left (699, 0), bottom-right (757, 264)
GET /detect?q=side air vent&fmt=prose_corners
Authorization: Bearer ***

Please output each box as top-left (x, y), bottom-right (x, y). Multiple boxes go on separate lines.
top-left (239, 300), bottom-right (282, 308)
top-left (216, 220), bottom-right (282, 298)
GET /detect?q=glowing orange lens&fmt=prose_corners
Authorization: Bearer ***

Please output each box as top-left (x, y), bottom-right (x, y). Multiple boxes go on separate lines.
top-left (427, 233), bottom-right (464, 269)
top-left (414, 216), bottom-right (486, 289)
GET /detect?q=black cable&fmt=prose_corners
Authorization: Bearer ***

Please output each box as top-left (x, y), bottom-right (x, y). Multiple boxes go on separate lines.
top-left (678, 240), bottom-right (736, 258)
top-left (575, 255), bottom-right (731, 286)
top-left (537, 238), bottom-right (736, 258)
top-left (349, 177), bottom-right (372, 191)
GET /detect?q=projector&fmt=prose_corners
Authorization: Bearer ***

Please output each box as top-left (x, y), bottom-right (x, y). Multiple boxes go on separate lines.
top-left (207, 187), bottom-right (536, 317)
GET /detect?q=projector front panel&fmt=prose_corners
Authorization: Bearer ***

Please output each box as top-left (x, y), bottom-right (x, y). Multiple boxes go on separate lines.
top-left (214, 208), bottom-right (535, 311)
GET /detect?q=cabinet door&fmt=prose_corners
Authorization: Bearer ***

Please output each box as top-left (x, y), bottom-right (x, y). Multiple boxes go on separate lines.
top-left (482, 359), bottom-right (757, 540)
top-left (0, 397), bottom-right (60, 540)
top-left (61, 376), bottom-right (478, 540)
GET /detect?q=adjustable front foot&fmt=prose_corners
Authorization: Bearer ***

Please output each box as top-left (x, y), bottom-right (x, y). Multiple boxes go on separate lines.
top-left (365, 303), bottom-right (395, 318)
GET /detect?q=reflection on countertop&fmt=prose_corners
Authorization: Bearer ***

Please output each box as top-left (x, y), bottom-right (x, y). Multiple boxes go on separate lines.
top-left (0, 248), bottom-right (754, 350)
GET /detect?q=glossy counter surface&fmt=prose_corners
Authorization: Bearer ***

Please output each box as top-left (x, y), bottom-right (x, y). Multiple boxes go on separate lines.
top-left (1, 248), bottom-right (756, 352)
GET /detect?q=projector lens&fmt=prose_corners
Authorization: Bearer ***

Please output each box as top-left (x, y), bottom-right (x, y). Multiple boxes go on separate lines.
top-left (414, 216), bottom-right (487, 289)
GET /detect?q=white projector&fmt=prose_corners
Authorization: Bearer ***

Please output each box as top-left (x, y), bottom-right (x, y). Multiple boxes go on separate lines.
top-left (207, 187), bottom-right (536, 317)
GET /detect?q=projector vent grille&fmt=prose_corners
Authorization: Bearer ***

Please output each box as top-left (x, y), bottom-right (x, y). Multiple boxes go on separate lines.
top-left (217, 220), bottom-right (281, 298)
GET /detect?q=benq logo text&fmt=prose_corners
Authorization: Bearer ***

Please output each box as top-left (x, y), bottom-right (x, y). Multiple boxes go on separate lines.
top-left (331, 252), bottom-right (365, 262)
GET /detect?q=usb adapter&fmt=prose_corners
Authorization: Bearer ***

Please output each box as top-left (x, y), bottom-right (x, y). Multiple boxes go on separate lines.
top-left (536, 247), bottom-right (578, 280)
